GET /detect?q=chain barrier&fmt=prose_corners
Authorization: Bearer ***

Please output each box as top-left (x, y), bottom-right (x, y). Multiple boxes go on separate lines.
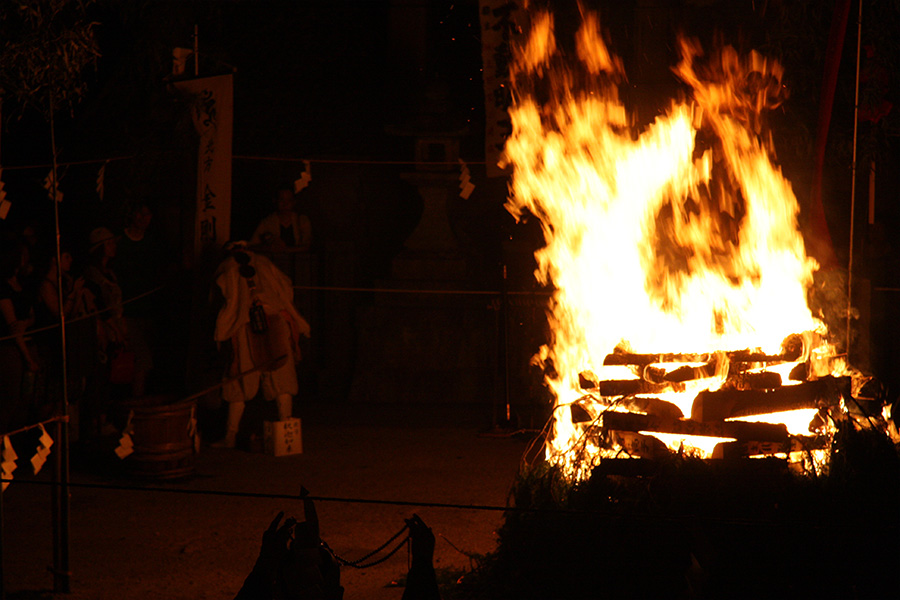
top-left (321, 522), bottom-right (410, 569)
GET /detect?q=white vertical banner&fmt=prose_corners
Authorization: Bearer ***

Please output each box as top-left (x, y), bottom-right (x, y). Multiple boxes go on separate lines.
top-left (174, 74), bottom-right (233, 258)
top-left (479, 0), bottom-right (523, 177)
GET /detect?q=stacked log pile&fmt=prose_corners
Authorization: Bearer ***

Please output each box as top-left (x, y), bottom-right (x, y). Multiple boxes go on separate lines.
top-left (575, 336), bottom-right (857, 460)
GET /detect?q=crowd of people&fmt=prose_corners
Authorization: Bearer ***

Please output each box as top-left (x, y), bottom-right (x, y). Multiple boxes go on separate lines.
top-left (0, 200), bottom-right (165, 441)
top-left (1, 185), bottom-right (315, 448)
top-left (2, 186), bottom-right (450, 599)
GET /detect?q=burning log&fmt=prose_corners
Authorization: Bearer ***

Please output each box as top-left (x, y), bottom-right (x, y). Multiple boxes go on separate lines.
top-left (788, 362), bottom-right (809, 381)
top-left (603, 335), bottom-right (805, 368)
top-left (690, 377), bottom-right (845, 422)
top-left (643, 362), bottom-right (718, 384)
top-left (603, 350), bottom-right (792, 367)
top-left (602, 412), bottom-right (790, 460)
top-left (712, 440), bottom-right (789, 459)
top-left (600, 412), bottom-right (789, 443)
top-left (578, 372), bottom-right (685, 396)
top-left (723, 371), bottom-right (782, 391)
top-left (611, 431), bottom-right (670, 459)
top-left (569, 402), bottom-right (594, 424)
top-left (569, 396), bottom-right (684, 424)
top-left (599, 379), bottom-right (685, 396)
top-left (621, 396), bottom-right (684, 420)
top-left (712, 434), bottom-right (831, 459)
top-left (603, 352), bottom-right (709, 367)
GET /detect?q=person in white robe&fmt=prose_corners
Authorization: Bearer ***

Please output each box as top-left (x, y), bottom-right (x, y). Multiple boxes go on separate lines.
top-left (212, 243), bottom-right (310, 448)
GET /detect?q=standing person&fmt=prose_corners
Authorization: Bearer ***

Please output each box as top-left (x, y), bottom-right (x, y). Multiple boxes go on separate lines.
top-left (84, 227), bottom-right (126, 353)
top-left (35, 242), bottom-right (97, 420)
top-left (212, 243), bottom-right (310, 448)
top-left (250, 187), bottom-right (312, 252)
top-left (83, 227), bottom-right (126, 435)
top-left (114, 202), bottom-right (163, 398)
top-left (36, 246), bottom-right (87, 323)
top-left (0, 239), bottom-right (40, 432)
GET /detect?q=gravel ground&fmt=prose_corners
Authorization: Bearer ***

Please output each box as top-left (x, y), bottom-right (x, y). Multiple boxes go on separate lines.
top-left (2, 402), bottom-right (531, 600)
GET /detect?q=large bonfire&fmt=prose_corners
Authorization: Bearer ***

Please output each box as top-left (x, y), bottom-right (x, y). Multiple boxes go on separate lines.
top-left (502, 10), bottom-right (856, 479)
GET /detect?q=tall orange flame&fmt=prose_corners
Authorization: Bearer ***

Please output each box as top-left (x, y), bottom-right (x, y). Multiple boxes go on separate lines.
top-left (503, 11), bottom-right (839, 477)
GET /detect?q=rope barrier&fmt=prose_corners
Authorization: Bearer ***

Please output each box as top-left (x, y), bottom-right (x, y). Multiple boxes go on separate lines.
top-left (0, 155), bottom-right (132, 171)
top-left (0, 477), bottom-right (863, 527)
top-left (0, 478), bottom-right (517, 513)
top-left (2, 155), bottom-right (489, 171)
top-left (1, 282), bottom-right (549, 345)
top-left (0, 415), bottom-right (68, 439)
top-left (0, 284), bottom-right (166, 345)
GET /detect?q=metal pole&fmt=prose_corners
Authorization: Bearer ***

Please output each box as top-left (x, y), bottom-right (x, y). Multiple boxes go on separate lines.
top-left (0, 96), bottom-right (5, 600)
top-left (49, 92), bottom-right (71, 594)
top-left (846, 0), bottom-right (862, 362)
top-left (1, 450), bottom-right (5, 600)
top-left (502, 264), bottom-right (511, 423)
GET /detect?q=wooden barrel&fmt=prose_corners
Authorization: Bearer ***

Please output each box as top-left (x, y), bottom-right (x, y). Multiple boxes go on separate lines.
top-left (122, 395), bottom-right (197, 480)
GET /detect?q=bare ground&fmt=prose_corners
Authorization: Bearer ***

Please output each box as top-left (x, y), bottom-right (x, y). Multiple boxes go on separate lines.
top-left (2, 402), bottom-right (529, 600)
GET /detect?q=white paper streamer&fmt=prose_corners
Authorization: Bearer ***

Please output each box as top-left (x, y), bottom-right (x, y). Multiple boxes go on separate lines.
top-left (114, 411), bottom-right (135, 459)
top-left (294, 160), bottom-right (312, 193)
top-left (1, 436), bottom-right (17, 492)
top-left (459, 159), bottom-right (475, 199)
top-left (31, 424), bottom-right (54, 475)
top-left (43, 170), bottom-right (63, 203)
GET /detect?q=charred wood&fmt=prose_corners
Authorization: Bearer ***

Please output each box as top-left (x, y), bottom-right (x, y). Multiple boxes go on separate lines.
top-left (722, 371), bottom-right (782, 391)
top-left (604, 352), bottom-right (710, 366)
top-left (780, 334), bottom-right (804, 361)
top-left (601, 412), bottom-right (789, 443)
top-left (620, 396), bottom-right (684, 420)
top-left (597, 379), bottom-right (685, 396)
top-left (789, 362), bottom-right (809, 381)
top-left (712, 434), bottom-right (831, 459)
top-left (643, 362), bottom-right (718, 384)
top-left (611, 431), bottom-right (670, 458)
top-left (604, 350), bottom-right (788, 367)
top-left (570, 402), bottom-right (594, 424)
top-left (578, 375), bottom-right (684, 396)
top-left (690, 378), bottom-right (845, 422)
top-left (603, 335), bottom-right (804, 367)
top-left (569, 395), bottom-right (684, 423)
top-left (579, 371), bottom-right (599, 390)
top-left (712, 440), bottom-right (789, 459)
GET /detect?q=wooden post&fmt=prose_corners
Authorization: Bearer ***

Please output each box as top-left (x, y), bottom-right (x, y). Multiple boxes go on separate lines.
top-left (48, 89), bottom-right (72, 595)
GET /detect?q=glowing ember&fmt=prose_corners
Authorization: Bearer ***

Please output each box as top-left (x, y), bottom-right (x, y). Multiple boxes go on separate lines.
top-left (502, 10), bottom-right (845, 479)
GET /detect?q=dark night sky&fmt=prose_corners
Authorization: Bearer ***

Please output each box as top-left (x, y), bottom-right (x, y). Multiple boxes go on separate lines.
top-left (1, 0), bottom-right (486, 164)
top-left (1, 0), bottom-right (883, 173)
top-left (2, 0), bottom-right (897, 273)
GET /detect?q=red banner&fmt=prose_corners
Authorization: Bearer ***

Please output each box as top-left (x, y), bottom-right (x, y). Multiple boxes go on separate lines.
top-left (808, 0), bottom-right (850, 268)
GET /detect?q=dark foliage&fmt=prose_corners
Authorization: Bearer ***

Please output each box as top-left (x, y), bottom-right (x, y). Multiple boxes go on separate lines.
top-left (449, 426), bottom-right (900, 599)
